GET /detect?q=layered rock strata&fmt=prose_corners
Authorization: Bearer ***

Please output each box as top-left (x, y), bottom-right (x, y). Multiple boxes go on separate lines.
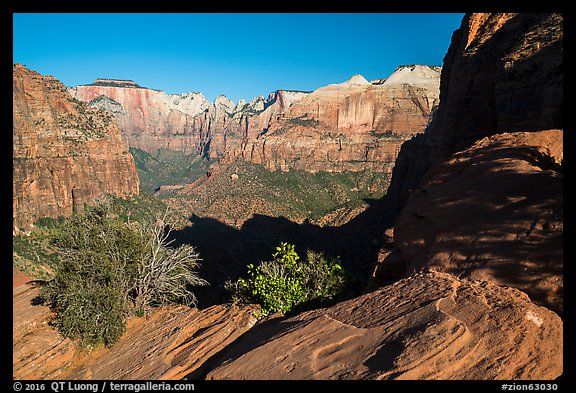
top-left (69, 81), bottom-right (309, 159)
top-left (227, 66), bottom-right (441, 173)
top-left (68, 82), bottom-right (213, 155)
top-left (70, 65), bottom-right (441, 173)
top-left (13, 284), bottom-right (258, 380)
top-left (13, 64), bottom-right (139, 231)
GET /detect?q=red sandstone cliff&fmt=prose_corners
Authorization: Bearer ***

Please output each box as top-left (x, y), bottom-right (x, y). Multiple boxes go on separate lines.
top-left (387, 13), bottom-right (563, 211)
top-left (13, 64), bottom-right (140, 231)
top-left (68, 84), bottom-right (213, 155)
top-left (69, 80), bottom-right (310, 161)
top-left (375, 13), bottom-right (563, 314)
top-left (226, 66), bottom-right (441, 173)
top-left (70, 66), bottom-right (440, 173)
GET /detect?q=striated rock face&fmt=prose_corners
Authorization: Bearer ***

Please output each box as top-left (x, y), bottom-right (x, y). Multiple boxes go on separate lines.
top-left (13, 64), bottom-right (139, 231)
top-left (71, 65), bottom-right (440, 173)
top-left (227, 65), bottom-right (441, 173)
top-left (13, 285), bottom-right (77, 379)
top-left (393, 130), bottom-right (563, 314)
top-left (88, 95), bottom-right (126, 114)
top-left (206, 271), bottom-right (563, 380)
top-left (13, 284), bottom-right (258, 380)
top-left (68, 83), bottom-right (212, 155)
top-left (69, 80), bottom-right (311, 160)
top-left (387, 13), bottom-right (563, 211)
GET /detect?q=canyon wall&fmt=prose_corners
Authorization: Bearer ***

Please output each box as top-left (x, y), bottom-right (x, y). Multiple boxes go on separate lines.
top-left (68, 82), bottom-right (213, 155)
top-left (70, 80), bottom-right (310, 160)
top-left (378, 13), bottom-right (563, 314)
top-left (203, 14), bottom-right (564, 378)
top-left (13, 64), bottom-right (140, 231)
top-left (386, 13), bottom-right (563, 212)
top-left (225, 66), bottom-right (441, 173)
top-left (70, 66), bottom-right (440, 173)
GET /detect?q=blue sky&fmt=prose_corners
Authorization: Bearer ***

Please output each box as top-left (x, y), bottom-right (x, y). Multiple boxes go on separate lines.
top-left (13, 13), bottom-right (464, 103)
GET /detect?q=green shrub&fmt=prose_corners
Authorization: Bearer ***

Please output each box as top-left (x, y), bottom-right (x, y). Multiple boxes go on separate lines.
top-left (35, 216), bottom-right (65, 229)
top-left (226, 242), bottom-right (346, 318)
top-left (41, 199), bottom-right (207, 348)
top-left (41, 202), bottom-right (142, 347)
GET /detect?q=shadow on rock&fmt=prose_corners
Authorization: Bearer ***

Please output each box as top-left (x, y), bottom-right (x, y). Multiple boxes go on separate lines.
top-left (170, 196), bottom-right (395, 309)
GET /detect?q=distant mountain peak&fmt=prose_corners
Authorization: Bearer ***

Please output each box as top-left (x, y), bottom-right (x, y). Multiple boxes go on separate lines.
top-left (383, 65), bottom-right (442, 86)
top-left (343, 74), bottom-right (370, 86)
top-left (87, 78), bottom-right (142, 88)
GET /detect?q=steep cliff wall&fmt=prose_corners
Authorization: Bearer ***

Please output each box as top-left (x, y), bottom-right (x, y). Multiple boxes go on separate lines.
top-left (380, 13), bottom-right (563, 315)
top-left (71, 65), bottom-right (440, 173)
top-left (68, 83), bottom-right (212, 155)
top-left (69, 81), bottom-right (310, 161)
top-left (387, 13), bottom-right (563, 211)
top-left (228, 65), bottom-right (441, 173)
top-left (13, 64), bottom-right (140, 231)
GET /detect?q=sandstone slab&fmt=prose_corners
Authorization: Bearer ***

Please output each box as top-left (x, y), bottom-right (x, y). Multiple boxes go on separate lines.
top-left (13, 285), bottom-right (258, 380)
top-left (206, 271), bottom-right (562, 380)
top-left (394, 130), bottom-right (562, 315)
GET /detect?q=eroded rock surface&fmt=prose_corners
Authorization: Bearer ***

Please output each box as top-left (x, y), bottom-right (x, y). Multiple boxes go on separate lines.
top-left (393, 130), bottom-right (563, 314)
top-left (71, 66), bottom-right (440, 173)
top-left (229, 66), bottom-right (441, 173)
top-left (387, 13), bottom-right (563, 212)
top-left (13, 285), bottom-right (258, 380)
top-left (206, 271), bottom-right (562, 380)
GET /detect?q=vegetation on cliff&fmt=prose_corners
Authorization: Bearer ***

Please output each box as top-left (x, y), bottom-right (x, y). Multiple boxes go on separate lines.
top-left (168, 160), bottom-right (389, 227)
top-left (40, 198), bottom-right (207, 347)
top-left (130, 147), bottom-right (212, 195)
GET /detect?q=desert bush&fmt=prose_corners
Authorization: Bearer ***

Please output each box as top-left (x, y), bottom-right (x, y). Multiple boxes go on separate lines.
top-left (35, 216), bottom-right (65, 229)
top-left (132, 209), bottom-right (208, 312)
top-left (41, 201), bottom-right (142, 347)
top-left (41, 199), bottom-right (207, 348)
top-left (226, 242), bottom-right (346, 318)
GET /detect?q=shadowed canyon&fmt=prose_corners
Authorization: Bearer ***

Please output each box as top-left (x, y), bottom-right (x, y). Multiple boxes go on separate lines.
top-left (13, 12), bottom-right (563, 381)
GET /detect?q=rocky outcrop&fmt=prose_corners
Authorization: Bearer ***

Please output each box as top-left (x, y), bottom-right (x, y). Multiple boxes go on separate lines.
top-left (392, 130), bottom-right (563, 314)
top-left (13, 284), bottom-right (258, 380)
top-left (90, 78), bottom-right (141, 88)
top-left (13, 64), bottom-right (139, 232)
top-left (387, 13), bottom-right (563, 212)
top-left (227, 65), bottom-right (441, 173)
top-left (206, 271), bottom-right (563, 380)
top-left (88, 95), bottom-right (126, 114)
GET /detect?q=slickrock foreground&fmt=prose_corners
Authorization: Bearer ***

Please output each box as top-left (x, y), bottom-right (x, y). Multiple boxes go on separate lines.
top-left (13, 284), bottom-right (258, 380)
top-left (206, 271), bottom-right (562, 380)
top-left (13, 284), bottom-right (77, 379)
